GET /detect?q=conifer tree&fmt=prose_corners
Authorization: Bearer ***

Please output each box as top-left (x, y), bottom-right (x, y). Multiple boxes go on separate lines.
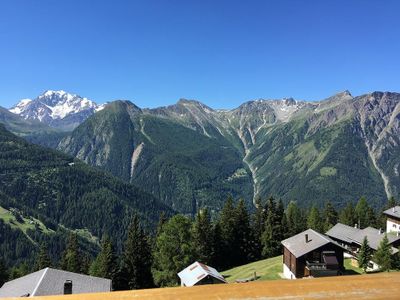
top-left (281, 211), bottom-right (289, 239)
top-left (307, 206), bottom-right (322, 232)
top-left (322, 201), bottom-right (338, 231)
top-left (252, 197), bottom-right (265, 260)
top-left (210, 222), bottom-right (224, 270)
top-left (355, 197), bottom-right (370, 228)
top-left (9, 263), bottom-right (30, 280)
top-left (286, 201), bottom-right (305, 236)
top-left (60, 234), bottom-right (81, 273)
top-left (80, 253), bottom-right (92, 275)
top-left (264, 196), bottom-right (276, 217)
top-left (261, 197), bottom-right (282, 258)
top-left (339, 202), bottom-right (356, 226)
top-left (90, 235), bottom-right (117, 283)
top-left (218, 195), bottom-right (237, 268)
top-left (234, 199), bottom-right (253, 265)
top-left (358, 237), bottom-right (372, 273)
top-left (35, 243), bottom-right (52, 271)
top-left (122, 215), bottom-right (153, 289)
top-left (276, 199), bottom-right (287, 239)
top-left (192, 208), bottom-right (213, 264)
top-left (0, 258), bottom-right (8, 287)
top-left (152, 215), bottom-right (194, 287)
top-left (366, 206), bottom-right (378, 228)
top-left (156, 211), bottom-right (168, 236)
top-left (374, 234), bottom-right (392, 272)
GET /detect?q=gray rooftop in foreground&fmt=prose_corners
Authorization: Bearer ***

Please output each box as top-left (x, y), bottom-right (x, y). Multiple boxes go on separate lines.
top-left (383, 206), bottom-right (400, 219)
top-left (281, 229), bottom-right (345, 258)
top-left (326, 223), bottom-right (400, 253)
top-left (0, 268), bottom-right (111, 297)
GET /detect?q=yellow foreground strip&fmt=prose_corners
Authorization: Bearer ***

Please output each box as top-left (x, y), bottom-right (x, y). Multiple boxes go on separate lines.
top-left (4, 272), bottom-right (400, 300)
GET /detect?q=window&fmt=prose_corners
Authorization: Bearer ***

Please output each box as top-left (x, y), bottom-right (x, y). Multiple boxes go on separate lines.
top-left (393, 224), bottom-right (397, 228)
top-left (64, 280), bottom-right (72, 295)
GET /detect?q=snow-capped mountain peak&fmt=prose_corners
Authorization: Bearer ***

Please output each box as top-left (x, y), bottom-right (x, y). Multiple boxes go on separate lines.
top-left (9, 90), bottom-right (105, 131)
top-left (10, 98), bottom-right (33, 115)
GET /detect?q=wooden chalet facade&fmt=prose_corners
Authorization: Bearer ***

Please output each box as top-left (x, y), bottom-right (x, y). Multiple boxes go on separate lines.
top-left (281, 229), bottom-right (344, 279)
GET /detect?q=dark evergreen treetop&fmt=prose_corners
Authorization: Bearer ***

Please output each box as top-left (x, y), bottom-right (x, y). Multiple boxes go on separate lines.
top-left (374, 234), bottom-right (393, 272)
top-left (121, 215), bottom-right (153, 290)
top-left (358, 237), bottom-right (372, 273)
top-left (152, 215), bottom-right (194, 287)
top-left (192, 208), bottom-right (214, 265)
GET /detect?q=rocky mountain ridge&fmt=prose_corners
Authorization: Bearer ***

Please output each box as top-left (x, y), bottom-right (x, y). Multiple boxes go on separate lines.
top-left (10, 90), bottom-right (105, 131)
top-left (6, 90), bottom-right (399, 212)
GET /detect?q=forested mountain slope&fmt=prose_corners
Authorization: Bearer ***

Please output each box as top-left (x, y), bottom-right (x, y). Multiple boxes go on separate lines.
top-left (58, 101), bottom-right (253, 214)
top-left (57, 91), bottom-right (400, 211)
top-left (0, 124), bottom-right (172, 265)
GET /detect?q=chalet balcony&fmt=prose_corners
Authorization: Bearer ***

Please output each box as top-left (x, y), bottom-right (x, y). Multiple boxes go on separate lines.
top-left (305, 261), bottom-right (341, 277)
top-left (305, 261), bottom-right (328, 270)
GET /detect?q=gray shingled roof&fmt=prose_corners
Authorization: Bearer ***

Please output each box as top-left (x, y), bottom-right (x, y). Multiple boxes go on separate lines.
top-left (0, 268), bottom-right (45, 297)
top-left (281, 229), bottom-right (344, 258)
top-left (383, 206), bottom-right (400, 219)
top-left (325, 223), bottom-right (361, 244)
top-left (326, 223), bottom-right (400, 253)
top-left (0, 268), bottom-right (111, 297)
top-left (359, 227), bottom-right (399, 253)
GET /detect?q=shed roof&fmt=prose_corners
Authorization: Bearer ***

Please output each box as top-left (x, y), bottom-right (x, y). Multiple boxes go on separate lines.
top-left (383, 206), bottom-right (400, 219)
top-left (0, 268), bottom-right (111, 297)
top-left (281, 229), bottom-right (343, 258)
top-left (177, 262), bottom-right (226, 287)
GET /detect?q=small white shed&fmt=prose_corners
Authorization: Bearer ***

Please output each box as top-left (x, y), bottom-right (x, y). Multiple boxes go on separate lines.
top-left (178, 261), bottom-right (227, 287)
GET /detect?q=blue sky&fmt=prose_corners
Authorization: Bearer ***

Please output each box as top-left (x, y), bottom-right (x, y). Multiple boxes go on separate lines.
top-left (0, 0), bottom-right (399, 109)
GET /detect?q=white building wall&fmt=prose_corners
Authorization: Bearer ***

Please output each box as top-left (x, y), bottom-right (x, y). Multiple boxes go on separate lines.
top-left (386, 219), bottom-right (400, 233)
top-left (283, 263), bottom-right (296, 280)
top-left (367, 260), bottom-right (380, 272)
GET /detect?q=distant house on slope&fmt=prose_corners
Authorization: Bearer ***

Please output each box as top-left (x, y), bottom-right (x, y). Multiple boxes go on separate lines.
top-left (326, 223), bottom-right (400, 270)
top-left (383, 206), bottom-right (400, 234)
top-left (0, 268), bottom-right (111, 297)
top-left (178, 262), bottom-right (227, 287)
top-left (281, 229), bottom-right (345, 279)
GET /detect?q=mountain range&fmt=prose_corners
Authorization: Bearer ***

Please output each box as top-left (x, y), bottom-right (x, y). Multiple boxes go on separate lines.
top-left (3, 90), bottom-right (400, 214)
top-left (10, 90), bottom-right (105, 131)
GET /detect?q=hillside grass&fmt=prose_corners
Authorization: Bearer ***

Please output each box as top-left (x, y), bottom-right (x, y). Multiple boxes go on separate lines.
top-left (1, 205), bottom-right (99, 246)
top-left (344, 258), bottom-right (363, 275)
top-left (221, 256), bottom-right (364, 283)
top-left (221, 256), bottom-right (283, 282)
top-left (0, 205), bottom-right (53, 235)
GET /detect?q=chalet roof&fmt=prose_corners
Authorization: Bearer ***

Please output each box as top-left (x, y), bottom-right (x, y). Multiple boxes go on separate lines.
top-left (178, 262), bottom-right (226, 287)
top-left (0, 268), bottom-right (111, 297)
top-left (359, 227), bottom-right (399, 253)
top-left (325, 223), bottom-right (361, 244)
top-left (281, 229), bottom-right (343, 258)
top-left (326, 223), bottom-right (400, 253)
top-left (383, 206), bottom-right (400, 219)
